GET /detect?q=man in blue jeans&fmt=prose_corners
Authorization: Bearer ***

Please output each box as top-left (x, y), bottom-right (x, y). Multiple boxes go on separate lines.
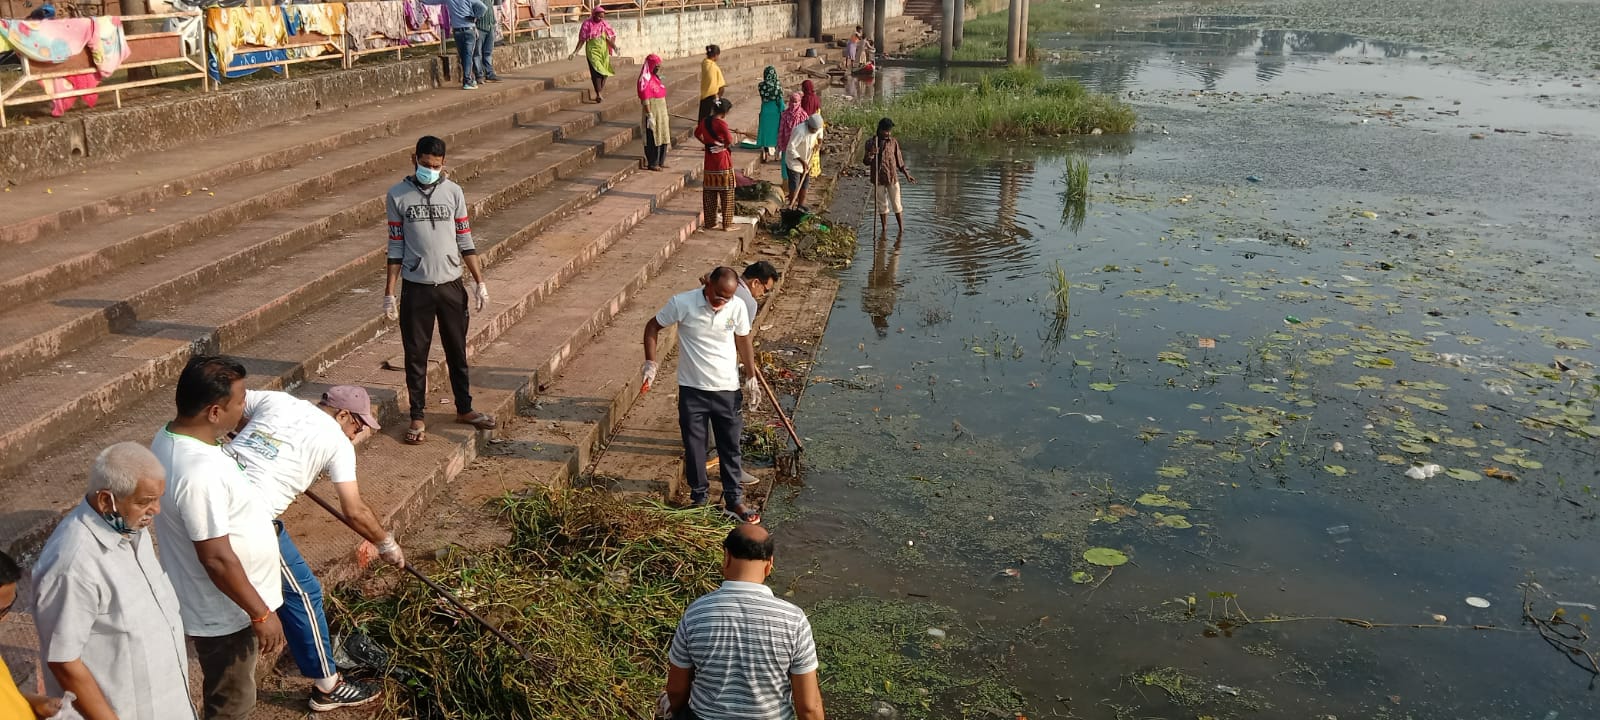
top-left (475, 0), bottom-right (506, 83)
top-left (227, 386), bottom-right (403, 711)
top-left (423, 0), bottom-right (489, 89)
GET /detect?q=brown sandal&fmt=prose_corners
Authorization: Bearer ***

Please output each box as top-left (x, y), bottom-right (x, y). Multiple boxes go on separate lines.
top-left (457, 411), bottom-right (498, 430)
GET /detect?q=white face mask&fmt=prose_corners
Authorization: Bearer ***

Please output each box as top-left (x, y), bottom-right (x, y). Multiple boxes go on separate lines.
top-left (415, 165), bottom-right (442, 185)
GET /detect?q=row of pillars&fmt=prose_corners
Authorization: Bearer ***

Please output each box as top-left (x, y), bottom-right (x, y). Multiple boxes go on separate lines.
top-left (795, 0), bottom-right (1025, 66)
top-left (941, 0), bottom-right (1028, 64)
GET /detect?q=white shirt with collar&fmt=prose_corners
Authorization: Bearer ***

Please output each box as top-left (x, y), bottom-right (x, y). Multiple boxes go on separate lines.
top-left (735, 279), bottom-right (759, 321)
top-left (654, 287), bottom-right (751, 392)
top-left (31, 501), bottom-right (196, 720)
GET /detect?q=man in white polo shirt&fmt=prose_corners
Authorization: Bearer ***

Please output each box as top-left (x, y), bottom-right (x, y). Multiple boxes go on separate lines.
top-left (642, 267), bottom-right (760, 522)
top-left (664, 523), bottom-right (825, 720)
top-left (227, 385), bottom-right (397, 711)
top-left (150, 355), bottom-right (284, 720)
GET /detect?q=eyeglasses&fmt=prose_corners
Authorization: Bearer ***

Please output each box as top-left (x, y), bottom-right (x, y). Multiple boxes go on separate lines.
top-left (219, 443), bottom-right (247, 472)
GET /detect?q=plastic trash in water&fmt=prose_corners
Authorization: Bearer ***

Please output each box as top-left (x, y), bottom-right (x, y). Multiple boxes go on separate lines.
top-left (1284, 315), bottom-right (1302, 325)
top-left (1246, 175), bottom-right (1262, 183)
top-left (1326, 524), bottom-right (1350, 535)
top-left (926, 628), bottom-right (947, 639)
top-left (1465, 596), bottom-right (1491, 608)
top-left (1405, 463), bottom-right (1443, 480)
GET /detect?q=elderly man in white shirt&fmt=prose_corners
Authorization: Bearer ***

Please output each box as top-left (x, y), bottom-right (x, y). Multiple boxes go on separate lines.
top-left (32, 442), bottom-right (196, 720)
top-left (642, 266), bottom-right (760, 522)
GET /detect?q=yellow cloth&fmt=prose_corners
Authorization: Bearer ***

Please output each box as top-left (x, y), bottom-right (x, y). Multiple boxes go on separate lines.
top-left (810, 120), bottom-right (824, 177)
top-left (700, 57), bottom-right (724, 100)
top-left (0, 655), bottom-right (33, 719)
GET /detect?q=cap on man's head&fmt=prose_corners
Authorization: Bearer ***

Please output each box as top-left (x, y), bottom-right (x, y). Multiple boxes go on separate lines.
top-left (877, 117), bottom-right (895, 133)
top-left (323, 386), bottom-right (381, 430)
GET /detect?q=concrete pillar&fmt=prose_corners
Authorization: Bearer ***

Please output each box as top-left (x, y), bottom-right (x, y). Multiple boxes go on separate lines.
top-left (872, 0), bottom-right (886, 61)
top-left (940, 0), bottom-right (954, 62)
top-left (952, 0), bottom-right (964, 49)
top-left (796, 0), bottom-right (812, 39)
top-left (1005, 0), bottom-right (1023, 64)
top-left (810, 0), bottom-right (823, 41)
top-left (1020, 0), bottom-right (1030, 60)
top-left (861, 0), bottom-right (875, 47)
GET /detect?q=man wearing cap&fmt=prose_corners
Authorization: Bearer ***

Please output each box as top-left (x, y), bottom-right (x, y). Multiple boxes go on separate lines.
top-left (226, 387), bottom-right (400, 711)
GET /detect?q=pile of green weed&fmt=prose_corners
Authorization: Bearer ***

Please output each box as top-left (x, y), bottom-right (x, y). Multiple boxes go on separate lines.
top-left (833, 68), bottom-right (1135, 138)
top-left (333, 489), bottom-right (725, 719)
top-left (791, 216), bottom-right (859, 266)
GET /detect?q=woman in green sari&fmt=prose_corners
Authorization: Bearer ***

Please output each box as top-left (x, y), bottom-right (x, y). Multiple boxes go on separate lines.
top-left (755, 66), bottom-right (783, 162)
top-left (570, 6), bottom-right (618, 102)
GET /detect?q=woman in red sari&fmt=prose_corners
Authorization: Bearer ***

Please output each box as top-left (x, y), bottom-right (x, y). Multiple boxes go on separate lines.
top-left (694, 98), bottom-right (742, 231)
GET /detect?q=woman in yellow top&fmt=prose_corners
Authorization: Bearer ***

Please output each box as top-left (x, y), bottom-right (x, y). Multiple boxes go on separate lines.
top-left (1, 551), bottom-right (63, 719)
top-left (698, 44), bottom-right (725, 121)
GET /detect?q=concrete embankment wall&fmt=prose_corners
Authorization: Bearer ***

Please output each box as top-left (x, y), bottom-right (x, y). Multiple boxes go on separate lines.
top-left (0, 0), bottom-right (902, 186)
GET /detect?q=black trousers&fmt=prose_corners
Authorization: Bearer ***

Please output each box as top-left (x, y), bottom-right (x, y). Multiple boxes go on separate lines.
top-left (678, 385), bottom-right (744, 506)
top-left (644, 126), bottom-right (669, 167)
top-left (400, 278), bottom-right (473, 421)
top-left (698, 94), bottom-right (718, 121)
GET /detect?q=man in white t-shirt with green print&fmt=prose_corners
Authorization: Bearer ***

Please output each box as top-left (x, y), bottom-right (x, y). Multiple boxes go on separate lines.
top-left (151, 355), bottom-right (284, 720)
top-left (226, 385), bottom-right (402, 712)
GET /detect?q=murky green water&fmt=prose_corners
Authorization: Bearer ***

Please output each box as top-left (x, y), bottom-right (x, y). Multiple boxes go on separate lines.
top-left (773, 10), bottom-right (1600, 720)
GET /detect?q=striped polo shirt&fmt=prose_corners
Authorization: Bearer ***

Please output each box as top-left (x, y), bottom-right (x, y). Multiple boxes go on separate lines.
top-left (668, 580), bottom-right (820, 720)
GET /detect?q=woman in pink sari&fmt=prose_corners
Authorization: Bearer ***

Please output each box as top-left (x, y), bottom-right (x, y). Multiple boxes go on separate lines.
top-left (570, 6), bottom-right (618, 101)
top-left (638, 53), bottom-right (670, 170)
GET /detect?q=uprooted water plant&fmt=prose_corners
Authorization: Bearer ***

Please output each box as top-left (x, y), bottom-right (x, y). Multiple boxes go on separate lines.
top-left (332, 489), bottom-right (725, 719)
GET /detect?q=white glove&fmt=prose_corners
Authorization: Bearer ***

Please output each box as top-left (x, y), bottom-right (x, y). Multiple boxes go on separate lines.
top-left (475, 282), bottom-right (489, 312)
top-left (641, 360), bottom-right (659, 392)
top-left (382, 295), bottom-right (398, 321)
top-left (744, 375), bottom-right (760, 410)
top-left (377, 535), bottom-right (406, 567)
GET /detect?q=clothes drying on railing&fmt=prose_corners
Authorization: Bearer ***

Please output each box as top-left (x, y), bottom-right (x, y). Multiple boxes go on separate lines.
top-left (345, 0), bottom-right (409, 50)
top-left (208, 5), bottom-right (344, 80)
top-left (403, 0), bottom-right (442, 43)
top-left (0, 16), bottom-right (131, 117)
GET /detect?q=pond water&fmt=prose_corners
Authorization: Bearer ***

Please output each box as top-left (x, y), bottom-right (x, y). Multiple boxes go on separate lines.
top-left (771, 11), bottom-right (1600, 720)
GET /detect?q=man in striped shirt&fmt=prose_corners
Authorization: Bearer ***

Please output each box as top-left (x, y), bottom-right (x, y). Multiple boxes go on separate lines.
top-left (666, 524), bottom-right (826, 720)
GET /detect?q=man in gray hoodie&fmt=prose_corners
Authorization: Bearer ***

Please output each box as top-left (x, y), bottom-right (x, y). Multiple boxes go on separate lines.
top-left (383, 136), bottom-right (498, 444)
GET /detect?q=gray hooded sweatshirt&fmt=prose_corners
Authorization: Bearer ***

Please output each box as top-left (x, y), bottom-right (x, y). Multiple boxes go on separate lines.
top-left (385, 176), bottom-right (477, 285)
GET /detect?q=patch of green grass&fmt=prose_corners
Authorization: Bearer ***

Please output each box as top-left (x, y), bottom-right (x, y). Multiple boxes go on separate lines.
top-left (809, 597), bottom-right (1020, 718)
top-left (833, 73), bottom-right (1135, 139)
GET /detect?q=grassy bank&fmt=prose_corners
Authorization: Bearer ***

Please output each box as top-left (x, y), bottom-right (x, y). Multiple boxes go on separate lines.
top-left (832, 67), bottom-right (1136, 139)
top-left (910, 1), bottom-right (1094, 61)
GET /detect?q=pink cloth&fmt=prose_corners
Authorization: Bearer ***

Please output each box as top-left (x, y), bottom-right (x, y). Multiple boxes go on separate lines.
top-left (777, 91), bottom-right (806, 154)
top-left (578, 16), bottom-right (613, 42)
top-left (0, 17), bottom-right (94, 63)
top-left (637, 53), bottom-right (665, 100)
top-left (46, 74), bottom-right (101, 117)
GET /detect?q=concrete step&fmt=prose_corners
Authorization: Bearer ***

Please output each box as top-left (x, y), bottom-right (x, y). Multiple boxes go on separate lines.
top-left (0, 60), bottom-right (729, 387)
top-left (0, 47), bottom-right (784, 319)
top-left (328, 205), bottom-right (752, 581)
top-left (0, 53), bottom-right (794, 480)
top-left (0, 56), bottom-right (781, 561)
top-left (0, 59), bottom-right (613, 248)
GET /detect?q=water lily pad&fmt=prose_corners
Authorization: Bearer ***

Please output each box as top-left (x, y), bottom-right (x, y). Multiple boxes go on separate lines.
top-left (1516, 458), bottom-right (1543, 470)
top-left (1397, 442), bottom-right (1430, 454)
top-left (1074, 359), bottom-right (1093, 367)
top-left (1157, 514), bottom-right (1193, 529)
top-left (1377, 454), bottom-right (1409, 465)
top-left (1446, 468), bottom-right (1482, 482)
top-left (1156, 466), bottom-right (1187, 478)
top-left (1135, 493), bottom-right (1190, 509)
top-left (1187, 403), bottom-right (1207, 411)
top-left (1444, 437), bottom-right (1478, 448)
top-left (1070, 570), bottom-right (1094, 584)
top-left (1491, 453), bottom-right (1519, 465)
top-left (1089, 382), bottom-right (1118, 392)
top-left (1323, 464), bottom-right (1349, 476)
top-left (1083, 547), bottom-right (1129, 567)
top-left (1216, 451), bottom-right (1245, 463)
